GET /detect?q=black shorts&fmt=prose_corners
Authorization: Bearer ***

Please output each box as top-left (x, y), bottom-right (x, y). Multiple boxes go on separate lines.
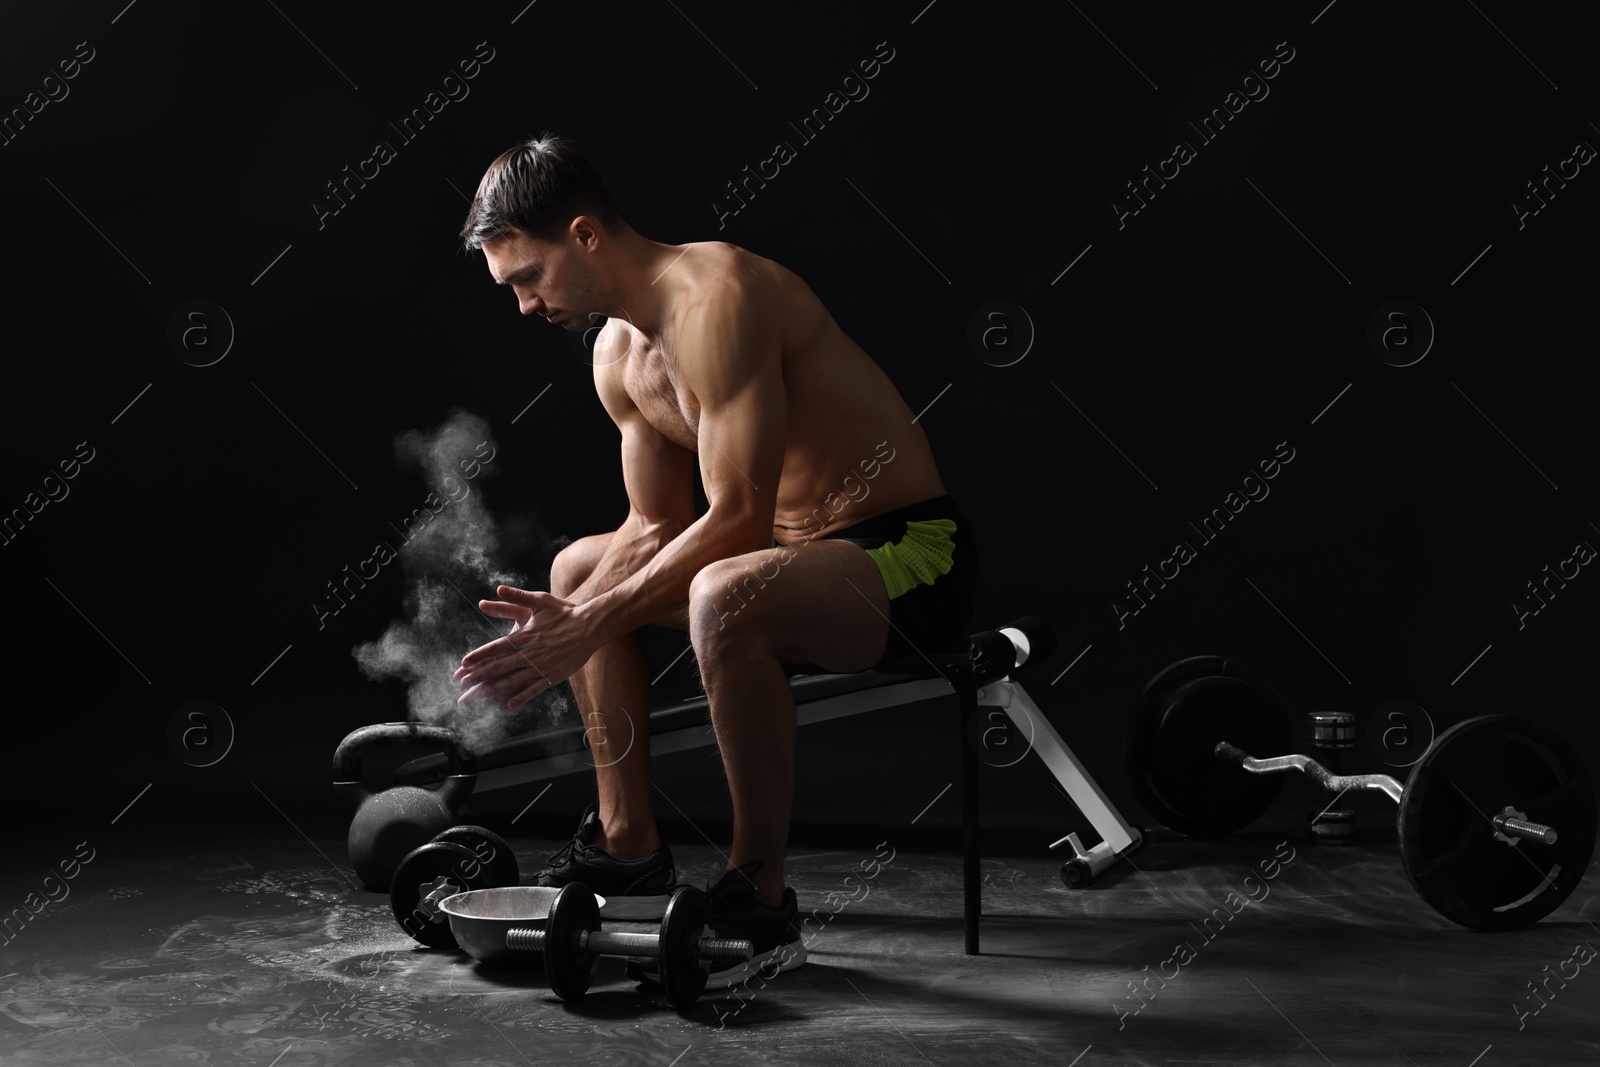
top-left (813, 494), bottom-right (980, 667)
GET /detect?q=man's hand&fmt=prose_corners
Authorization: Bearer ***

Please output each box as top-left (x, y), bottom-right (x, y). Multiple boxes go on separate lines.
top-left (454, 585), bottom-right (597, 711)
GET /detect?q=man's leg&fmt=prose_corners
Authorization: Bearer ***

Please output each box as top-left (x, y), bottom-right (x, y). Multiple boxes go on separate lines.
top-left (687, 539), bottom-right (892, 907)
top-left (551, 532), bottom-right (689, 859)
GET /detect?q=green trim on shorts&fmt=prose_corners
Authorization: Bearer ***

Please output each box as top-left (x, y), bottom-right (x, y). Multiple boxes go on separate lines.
top-left (865, 519), bottom-right (957, 600)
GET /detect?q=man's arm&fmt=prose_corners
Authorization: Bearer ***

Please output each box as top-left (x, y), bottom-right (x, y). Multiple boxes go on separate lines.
top-left (578, 282), bottom-right (786, 643)
top-left (565, 333), bottom-right (699, 606)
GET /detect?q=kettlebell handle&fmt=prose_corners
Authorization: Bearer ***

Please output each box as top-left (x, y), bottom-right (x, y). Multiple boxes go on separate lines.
top-left (331, 722), bottom-right (477, 797)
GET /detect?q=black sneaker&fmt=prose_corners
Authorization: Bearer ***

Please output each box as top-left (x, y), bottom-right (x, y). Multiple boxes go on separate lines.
top-left (631, 861), bottom-right (806, 991)
top-left (533, 805), bottom-right (675, 920)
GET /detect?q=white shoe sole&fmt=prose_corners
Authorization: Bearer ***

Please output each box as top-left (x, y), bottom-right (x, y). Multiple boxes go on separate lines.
top-left (705, 939), bottom-right (808, 989)
top-left (631, 939), bottom-right (807, 990)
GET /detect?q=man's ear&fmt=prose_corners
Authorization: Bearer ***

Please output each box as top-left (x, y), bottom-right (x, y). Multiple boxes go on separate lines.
top-left (570, 215), bottom-right (602, 249)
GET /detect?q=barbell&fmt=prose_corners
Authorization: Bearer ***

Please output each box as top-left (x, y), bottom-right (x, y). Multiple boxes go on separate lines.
top-left (1129, 656), bottom-right (1595, 930)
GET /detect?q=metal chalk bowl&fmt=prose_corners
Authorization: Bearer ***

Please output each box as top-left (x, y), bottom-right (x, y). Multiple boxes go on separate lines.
top-left (440, 886), bottom-right (604, 970)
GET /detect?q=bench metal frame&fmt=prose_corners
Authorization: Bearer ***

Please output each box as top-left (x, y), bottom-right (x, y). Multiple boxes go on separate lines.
top-left (456, 663), bottom-right (1142, 954)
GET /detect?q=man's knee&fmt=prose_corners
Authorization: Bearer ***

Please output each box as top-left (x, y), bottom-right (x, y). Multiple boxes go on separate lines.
top-left (550, 533), bottom-right (610, 598)
top-left (689, 558), bottom-right (770, 644)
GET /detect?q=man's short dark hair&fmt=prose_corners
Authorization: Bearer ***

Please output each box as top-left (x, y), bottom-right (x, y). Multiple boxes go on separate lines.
top-left (459, 133), bottom-right (622, 251)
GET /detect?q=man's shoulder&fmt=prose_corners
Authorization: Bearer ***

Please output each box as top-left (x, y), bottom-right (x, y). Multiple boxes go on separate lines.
top-left (682, 239), bottom-right (748, 262)
top-left (672, 245), bottom-right (796, 326)
top-left (676, 241), bottom-right (784, 288)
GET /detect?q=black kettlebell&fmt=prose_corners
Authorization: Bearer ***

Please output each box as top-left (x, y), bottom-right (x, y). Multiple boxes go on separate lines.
top-left (333, 722), bottom-right (477, 890)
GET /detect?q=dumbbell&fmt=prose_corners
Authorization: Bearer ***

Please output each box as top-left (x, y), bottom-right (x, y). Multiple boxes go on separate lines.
top-left (1305, 711), bottom-right (1357, 845)
top-left (1299, 700), bottom-right (1436, 845)
top-left (389, 824), bottom-right (520, 947)
top-left (501, 882), bottom-right (753, 1010)
top-left (390, 837), bottom-right (753, 1010)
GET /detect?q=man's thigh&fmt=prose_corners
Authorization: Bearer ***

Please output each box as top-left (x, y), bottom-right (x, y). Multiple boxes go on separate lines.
top-left (695, 539), bottom-right (891, 672)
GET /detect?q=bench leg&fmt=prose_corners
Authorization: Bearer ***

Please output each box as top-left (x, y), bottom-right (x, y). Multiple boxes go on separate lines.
top-left (959, 681), bottom-right (980, 955)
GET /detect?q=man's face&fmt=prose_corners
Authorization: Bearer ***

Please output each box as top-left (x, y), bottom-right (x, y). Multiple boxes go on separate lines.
top-left (483, 226), bottom-right (600, 332)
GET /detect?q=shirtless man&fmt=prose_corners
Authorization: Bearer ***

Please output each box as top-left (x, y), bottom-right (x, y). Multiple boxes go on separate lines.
top-left (453, 135), bottom-right (979, 985)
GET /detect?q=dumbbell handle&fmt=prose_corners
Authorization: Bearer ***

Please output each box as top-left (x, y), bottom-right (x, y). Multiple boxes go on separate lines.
top-left (504, 926), bottom-right (753, 961)
top-left (1214, 742), bottom-right (1405, 804)
top-left (1494, 812), bottom-right (1558, 845)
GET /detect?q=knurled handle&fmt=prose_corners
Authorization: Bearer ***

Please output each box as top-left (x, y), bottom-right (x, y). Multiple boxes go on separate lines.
top-left (504, 926), bottom-right (754, 960)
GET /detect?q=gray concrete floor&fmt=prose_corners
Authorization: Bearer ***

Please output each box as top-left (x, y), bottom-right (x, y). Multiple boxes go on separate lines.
top-left (1, 823), bottom-right (1594, 1065)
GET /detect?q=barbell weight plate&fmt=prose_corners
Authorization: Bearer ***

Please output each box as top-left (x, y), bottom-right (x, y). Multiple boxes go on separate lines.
top-left (658, 886), bottom-right (712, 1011)
top-left (545, 882), bottom-right (601, 1001)
top-left (390, 841), bottom-right (496, 948)
top-left (1398, 715), bottom-right (1595, 932)
top-left (1131, 659), bottom-right (1280, 780)
top-left (1130, 659), bottom-right (1234, 829)
top-left (1137, 656), bottom-right (1239, 722)
top-left (1128, 668), bottom-right (1290, 837)
top-left (433, 825), bottom-right (520, 888)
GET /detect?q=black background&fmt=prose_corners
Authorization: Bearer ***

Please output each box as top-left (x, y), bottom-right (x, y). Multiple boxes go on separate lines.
top-left (3, 1), bottom-right (1595, 851)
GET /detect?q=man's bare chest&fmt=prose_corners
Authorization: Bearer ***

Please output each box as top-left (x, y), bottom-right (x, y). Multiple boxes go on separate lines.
top-left (624, 346), bottom-right (700, 450)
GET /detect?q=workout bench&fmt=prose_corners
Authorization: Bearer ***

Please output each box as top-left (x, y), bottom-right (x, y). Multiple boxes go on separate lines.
top-left (396, 617), bottom-right (1144, 954)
